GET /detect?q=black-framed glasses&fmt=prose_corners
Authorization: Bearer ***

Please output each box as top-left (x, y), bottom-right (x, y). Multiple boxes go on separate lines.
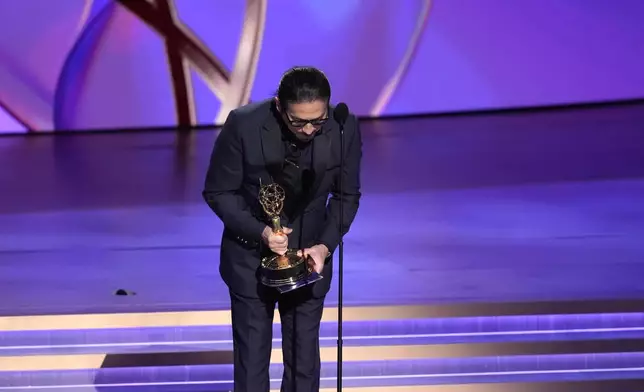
top-left (285, 114), bottom-right (328, 128)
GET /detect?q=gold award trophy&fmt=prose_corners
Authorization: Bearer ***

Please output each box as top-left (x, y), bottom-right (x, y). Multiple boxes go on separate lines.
top-left (258, 183), bottom-right (323, 293)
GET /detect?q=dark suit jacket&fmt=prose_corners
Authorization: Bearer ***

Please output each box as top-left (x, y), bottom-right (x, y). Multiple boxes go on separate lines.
top-left (203, 99), bottom-right (362, 298)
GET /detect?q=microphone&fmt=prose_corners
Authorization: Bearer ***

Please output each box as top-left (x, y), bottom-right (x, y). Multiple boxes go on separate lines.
top-left (334, 103), bottom-right (349, 127)
top-left (333, 102), bottom-right (349, 392)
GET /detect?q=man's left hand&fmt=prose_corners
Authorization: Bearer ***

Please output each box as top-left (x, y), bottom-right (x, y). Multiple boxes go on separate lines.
top-left (300, 244), bottom-right (328, 274)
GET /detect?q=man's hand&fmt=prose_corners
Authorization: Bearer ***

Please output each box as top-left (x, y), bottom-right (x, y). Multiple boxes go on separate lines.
top-left (262, 226), bottom-right (292, 255)
top-left (300, 244), bottom-right (329, 274)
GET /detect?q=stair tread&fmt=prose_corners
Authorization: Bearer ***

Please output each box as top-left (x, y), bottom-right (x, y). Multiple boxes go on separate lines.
top-left (2, 313), bottom-right (644, 356)
top-left (2, 353), bottom-right (644, 389)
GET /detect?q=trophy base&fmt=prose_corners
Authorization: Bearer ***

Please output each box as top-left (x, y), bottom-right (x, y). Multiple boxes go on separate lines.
top-left (274, 272), bottom-right (323, 294)
top-left (259, 251), bottom-right (323, 294)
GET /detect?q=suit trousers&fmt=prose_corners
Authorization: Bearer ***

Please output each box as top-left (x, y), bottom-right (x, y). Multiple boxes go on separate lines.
top-left (229, 285), bottom-right (325, 392)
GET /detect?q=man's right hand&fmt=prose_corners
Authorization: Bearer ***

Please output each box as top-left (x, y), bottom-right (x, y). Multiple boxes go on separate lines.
top-left (261, 226), bottom-right (292, 255)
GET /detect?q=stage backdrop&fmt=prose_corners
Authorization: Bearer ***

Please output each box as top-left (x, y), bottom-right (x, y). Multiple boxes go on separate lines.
top-left (1, 0), bottom-right (643, 133)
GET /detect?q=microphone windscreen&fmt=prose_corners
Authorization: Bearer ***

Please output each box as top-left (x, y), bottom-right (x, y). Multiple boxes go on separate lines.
top-left (333, 103), bottom-right (349, 125)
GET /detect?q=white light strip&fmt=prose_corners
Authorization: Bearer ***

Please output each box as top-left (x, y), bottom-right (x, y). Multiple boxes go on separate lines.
top-left (1, 367), bottom-right (644, 389)
top-left (2, 326), bottom-right (644, 351)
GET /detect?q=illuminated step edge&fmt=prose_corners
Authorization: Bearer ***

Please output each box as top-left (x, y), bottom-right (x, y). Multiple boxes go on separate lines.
top-left (2, 312), bottom-right (644, 357)
top-left (1, 354), bottom-right (644, 390)
top-left (4, 299), bottom-right (644, 331)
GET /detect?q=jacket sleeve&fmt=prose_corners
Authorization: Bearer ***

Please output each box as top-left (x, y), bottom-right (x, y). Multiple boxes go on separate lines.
top-left (202, 110), bottom-right (266, 242)
top-left (317, 114), bottom-right (362, 253)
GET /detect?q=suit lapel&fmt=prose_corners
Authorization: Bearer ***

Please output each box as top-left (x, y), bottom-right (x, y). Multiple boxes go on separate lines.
top-left (260, 110), bottom-right (284, 184)
top-left (311, 124), bottom-right (333, 196)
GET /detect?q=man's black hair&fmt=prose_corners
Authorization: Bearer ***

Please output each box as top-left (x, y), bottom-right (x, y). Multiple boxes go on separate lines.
top-left (276, 66), bottom-right (331, 110)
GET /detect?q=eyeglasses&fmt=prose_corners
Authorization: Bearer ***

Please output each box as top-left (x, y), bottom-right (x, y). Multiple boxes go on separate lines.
top-left (285, 115), bottom-right (328, 128)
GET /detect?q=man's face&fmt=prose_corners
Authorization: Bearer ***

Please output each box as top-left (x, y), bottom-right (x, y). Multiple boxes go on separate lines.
top-left (277, 98), bottom-right (328, 142)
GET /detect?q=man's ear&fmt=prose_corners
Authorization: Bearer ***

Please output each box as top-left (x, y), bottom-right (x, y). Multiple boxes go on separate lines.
top-left (274, 97), bottom-right (281, 113)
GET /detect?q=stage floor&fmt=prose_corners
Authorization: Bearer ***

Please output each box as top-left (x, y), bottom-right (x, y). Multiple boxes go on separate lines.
top-left (1, 102), bottom-right (644, 317)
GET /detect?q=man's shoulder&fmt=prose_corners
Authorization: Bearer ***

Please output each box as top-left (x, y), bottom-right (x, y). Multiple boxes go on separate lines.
top-left (230, 98), bottom-right (273, 120)
top-left (221, 99), bottom-right (273, 140)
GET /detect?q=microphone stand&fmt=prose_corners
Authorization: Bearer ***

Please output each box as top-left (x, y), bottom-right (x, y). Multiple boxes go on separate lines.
top-left (337, 119), bottom-right (345, 392)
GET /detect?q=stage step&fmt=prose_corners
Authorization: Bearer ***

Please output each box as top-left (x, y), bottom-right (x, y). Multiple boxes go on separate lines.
top-left (1, 353), bottom-right (644, 390)
top-left (2, 311), bottom-right (644, 389)
top-left (2, 312), bottom-right (644, 358)
top-left (3, 382), bottom-right (644, 392)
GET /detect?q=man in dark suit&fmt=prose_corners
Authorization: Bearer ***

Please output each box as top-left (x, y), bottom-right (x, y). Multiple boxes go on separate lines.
top-left (203, 66), bottom-right (362, 392)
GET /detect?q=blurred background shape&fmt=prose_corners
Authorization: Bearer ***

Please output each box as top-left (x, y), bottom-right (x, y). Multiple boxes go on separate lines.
top-left (0, 0), bottom-right (642, 133)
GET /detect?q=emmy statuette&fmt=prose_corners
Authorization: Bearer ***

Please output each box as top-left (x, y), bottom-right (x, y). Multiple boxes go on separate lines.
top-left (258, 183), bottom-right (322, 293)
